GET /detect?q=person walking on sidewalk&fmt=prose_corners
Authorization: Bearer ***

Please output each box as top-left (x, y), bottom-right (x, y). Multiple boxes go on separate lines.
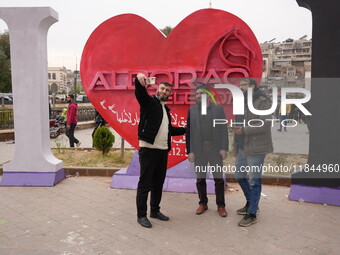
top-left (66, 94), bottom-right (81, 148)
top-left (92, 110), bottom-right (107, 147)
top-left (233, 77), bottom-right (273, 227)
top-left (134, 73), bottom-right (185, 228)
top-left (186, 83), bottom-right (229, 217)
top-left (277, 103), bottom-right (291, 132)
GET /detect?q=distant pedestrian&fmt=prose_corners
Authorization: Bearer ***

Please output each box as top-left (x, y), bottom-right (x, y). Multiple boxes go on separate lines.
top-left (92, 110), bottom-right (107, 147)
top-left (61, 108), bottom-right (67, 120)
top-left (55, 110), bottom-right (65, 122)
top-left (302, 101), bottom-right (311, 133)
top-left (277, 103), bottom-right (291, 132)
top-left (275, 98), bottom-right (280, 120)
top-left (66, 94), bottom-right (81, 147)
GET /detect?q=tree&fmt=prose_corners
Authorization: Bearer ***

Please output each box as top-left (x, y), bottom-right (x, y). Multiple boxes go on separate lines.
top-left (160, 26), bottom-right (173, 36)
top-left (0, 31), bottom-right (10, 58)
top-left (70, 84), bottom-right (83, 95)
top-left (0, 31), bottom-right (11, 93)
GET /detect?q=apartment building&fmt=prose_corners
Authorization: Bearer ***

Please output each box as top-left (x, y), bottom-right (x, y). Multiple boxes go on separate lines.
top-left (48, 67), bottom-right (72, 93)
top-left (261, 37), bottom-right (312, 89)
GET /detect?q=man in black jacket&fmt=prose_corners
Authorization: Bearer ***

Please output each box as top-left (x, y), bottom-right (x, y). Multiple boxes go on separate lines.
top-left (186, 84), bottom-right (229, 217)
top-left (135, 73), bottom-right (185, 228)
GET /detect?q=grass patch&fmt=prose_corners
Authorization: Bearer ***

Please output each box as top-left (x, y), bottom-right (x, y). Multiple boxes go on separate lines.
top-left (50, 147), bottom-right (307, 176)
top-left (52, 149), bottom-right (134, 168)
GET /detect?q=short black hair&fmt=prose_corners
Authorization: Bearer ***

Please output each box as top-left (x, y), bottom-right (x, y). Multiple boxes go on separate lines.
top-left (195, 82), bottom-right (211, 92)
top-left (241, 77), bottom-right (257, 87)
top-left (68, 94), bottom-right (75, 99)
top-left (159, 82), bottom-right (172, 88)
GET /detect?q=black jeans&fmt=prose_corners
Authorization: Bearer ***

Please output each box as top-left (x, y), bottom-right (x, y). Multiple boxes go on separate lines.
top-left (66, 123), bottom-right (79, 147)
top-left (136, 147), bottom-right (168, 218)
top-left (195, 144), bottom-right (225, 208)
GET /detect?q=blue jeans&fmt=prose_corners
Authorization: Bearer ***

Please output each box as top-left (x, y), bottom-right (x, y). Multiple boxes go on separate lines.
top-left (234, 148), bottom-right (266, 214)
top-left (279, 115), bottom-right (287, 131)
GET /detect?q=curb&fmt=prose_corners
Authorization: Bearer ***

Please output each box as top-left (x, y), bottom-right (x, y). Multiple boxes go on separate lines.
top-left (0, 121), bottom-right (96, 142)
top-left (0, 165), bottom-right (291, 187)
top-left (64, 166), bottom-right (120, 177)
top-left (225, 173), bottom-right (291, 187)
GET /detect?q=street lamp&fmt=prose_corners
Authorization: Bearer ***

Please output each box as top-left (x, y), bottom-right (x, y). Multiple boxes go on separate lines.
top-left (74, 55), bottom-right (78, 96)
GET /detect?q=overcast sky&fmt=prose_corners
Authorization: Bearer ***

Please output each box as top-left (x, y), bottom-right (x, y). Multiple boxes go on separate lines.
top-left (0, 0), bottom-right (312, 70)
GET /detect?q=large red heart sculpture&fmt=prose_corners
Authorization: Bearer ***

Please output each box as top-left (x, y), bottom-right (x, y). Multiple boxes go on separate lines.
top-left (80, 9), bottom-right (262, 168)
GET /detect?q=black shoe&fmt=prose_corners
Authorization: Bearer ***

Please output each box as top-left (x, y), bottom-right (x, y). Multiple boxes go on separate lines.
top-left (150, 211), bottom-right (169, 221)
top-left (236, 202), bottom-right (259, 215)
top-left (236, 202), bottom-right (249, 215)
top-left (238, 213), bottom-right (257, 227)
top-left (137, 217), bottom-right (152, 228)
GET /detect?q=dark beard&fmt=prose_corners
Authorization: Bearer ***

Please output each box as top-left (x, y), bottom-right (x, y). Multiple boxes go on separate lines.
top-left (156, 92), bottom-right (168, 101)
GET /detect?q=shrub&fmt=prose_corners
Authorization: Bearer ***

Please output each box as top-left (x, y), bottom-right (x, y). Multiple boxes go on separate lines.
top-left (93, 126), bottom-right (115, 155)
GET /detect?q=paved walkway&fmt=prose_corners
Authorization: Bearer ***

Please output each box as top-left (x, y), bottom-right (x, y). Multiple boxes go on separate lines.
top-left (0, 177), bottom-right (339, 255)
top-left (1, 123), bottom-right (336, 255)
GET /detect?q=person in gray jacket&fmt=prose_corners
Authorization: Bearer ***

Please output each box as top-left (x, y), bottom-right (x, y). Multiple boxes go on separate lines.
top-left (186, 84), bottom-right (229, 217)
top-left (233, 77), bottom-right (273, 227)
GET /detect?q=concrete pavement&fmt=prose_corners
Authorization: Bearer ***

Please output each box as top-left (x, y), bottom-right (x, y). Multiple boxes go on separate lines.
top-left (0, 177), bottom-right (339, 255)
top-left (1, 122), bottom-right (338, 255)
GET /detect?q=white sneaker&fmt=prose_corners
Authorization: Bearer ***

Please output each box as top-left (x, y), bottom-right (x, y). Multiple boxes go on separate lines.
top-left (76, 141), bottom-right (81, 147)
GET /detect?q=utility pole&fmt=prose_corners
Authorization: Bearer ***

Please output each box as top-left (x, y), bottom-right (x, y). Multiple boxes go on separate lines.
top-left (74, 55), bottom-right (77, 96)
top-left (120, 137), bottom-right (125, 160)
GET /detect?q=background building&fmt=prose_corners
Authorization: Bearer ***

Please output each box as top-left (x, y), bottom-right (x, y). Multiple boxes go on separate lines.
top-left (48, 67), bottom-right (82, 94)
top-left (261, 36), bottom-right (312, 90)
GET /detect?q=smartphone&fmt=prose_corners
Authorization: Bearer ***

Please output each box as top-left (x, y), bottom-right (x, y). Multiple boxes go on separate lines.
top-left (146, 77), bottom-right (156, 85)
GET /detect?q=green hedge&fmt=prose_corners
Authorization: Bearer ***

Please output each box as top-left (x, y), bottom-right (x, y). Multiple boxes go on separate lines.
top-left (0, 110), bottom-right (13, 129)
